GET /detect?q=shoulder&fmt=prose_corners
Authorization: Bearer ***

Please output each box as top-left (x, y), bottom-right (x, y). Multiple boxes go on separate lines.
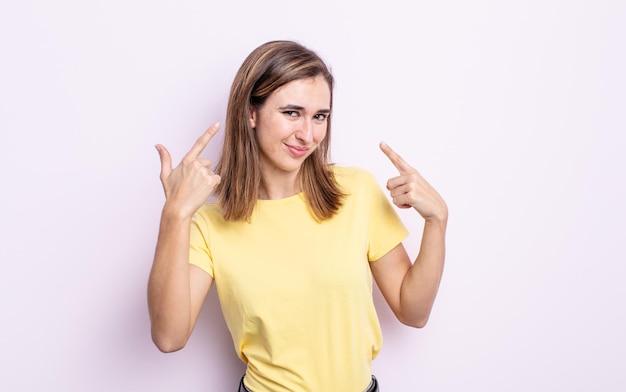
top-left (192, 202), bottom-right (224, 227)
top-left (331, 165), bottom-right (379, 190)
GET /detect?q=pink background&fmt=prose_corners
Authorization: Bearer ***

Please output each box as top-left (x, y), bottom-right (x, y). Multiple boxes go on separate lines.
top-left (1, 1), bottom-right (625, 390)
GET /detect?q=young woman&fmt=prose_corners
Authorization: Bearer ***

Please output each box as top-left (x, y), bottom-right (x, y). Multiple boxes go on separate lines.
top-left (148, 40), bottom-right (447, 391)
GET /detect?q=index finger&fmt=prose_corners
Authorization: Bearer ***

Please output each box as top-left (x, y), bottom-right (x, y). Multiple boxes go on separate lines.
top-left (379, 142), bottom-right (412, 174)
top-left (183, 122), bottom-right (220, 162)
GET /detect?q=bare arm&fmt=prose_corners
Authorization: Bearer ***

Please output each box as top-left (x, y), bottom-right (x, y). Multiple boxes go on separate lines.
top-left (148, 123), bottom-right (221, 352)
top-left (371, 142), bottom-right (448, 328)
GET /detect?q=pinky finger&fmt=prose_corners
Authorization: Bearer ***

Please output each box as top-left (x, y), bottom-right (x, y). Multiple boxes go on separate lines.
top-left (392, 197), bottom-right (412, 209)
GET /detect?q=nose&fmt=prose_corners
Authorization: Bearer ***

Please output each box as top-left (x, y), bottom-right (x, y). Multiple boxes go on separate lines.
top-left (294, 119), bottom-right (314, 143)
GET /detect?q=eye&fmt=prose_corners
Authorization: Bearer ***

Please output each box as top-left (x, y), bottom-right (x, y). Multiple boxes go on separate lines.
top-left (314, 113), bottom-right (328, 121)
top-left (283, 110), bottom-right (299, 118)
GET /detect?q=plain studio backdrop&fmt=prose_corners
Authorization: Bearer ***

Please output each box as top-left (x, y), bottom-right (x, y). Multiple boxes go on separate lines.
top-left (1, 1), bottom-right (624, 391)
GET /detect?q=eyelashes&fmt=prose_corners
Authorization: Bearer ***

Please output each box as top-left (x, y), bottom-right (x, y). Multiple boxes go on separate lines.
top-left (282, 111), bottom-right (329, 122)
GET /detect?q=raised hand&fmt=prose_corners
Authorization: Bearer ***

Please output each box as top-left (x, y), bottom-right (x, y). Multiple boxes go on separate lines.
top-left (156, 123), bottom-right (222, 217)
top-left (379, 142), bottom-right (448, 222)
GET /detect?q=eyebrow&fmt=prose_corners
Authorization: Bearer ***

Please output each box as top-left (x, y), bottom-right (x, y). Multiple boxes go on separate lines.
top-left (279, 104), bottom-right (331, 114)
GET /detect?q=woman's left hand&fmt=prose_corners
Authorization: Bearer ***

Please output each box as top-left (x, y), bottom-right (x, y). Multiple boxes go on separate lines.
top-left (380, 142), bottom-right (448, 222)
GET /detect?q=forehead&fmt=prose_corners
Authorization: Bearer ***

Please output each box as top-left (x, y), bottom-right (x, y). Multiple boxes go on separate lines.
top-left (269, 76), bottom-right (331, 108)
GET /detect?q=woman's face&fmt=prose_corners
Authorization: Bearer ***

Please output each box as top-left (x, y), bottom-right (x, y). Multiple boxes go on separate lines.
top-left (249, 75), bottom-right (331, 179)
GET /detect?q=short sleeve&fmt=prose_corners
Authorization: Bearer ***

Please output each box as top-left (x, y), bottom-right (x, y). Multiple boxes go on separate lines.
top-left (189, 209), bottom-right (215, 277)
top-left (366, 174), bottom-right (409, 261)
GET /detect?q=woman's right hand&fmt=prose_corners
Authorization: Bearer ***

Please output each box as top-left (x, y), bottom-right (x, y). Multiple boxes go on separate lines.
top-left (155, 122), bottom-right (221, 218)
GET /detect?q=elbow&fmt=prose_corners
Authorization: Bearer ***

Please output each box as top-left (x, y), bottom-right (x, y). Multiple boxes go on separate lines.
top-left (406, 317), bottom-right (429, 329)
top-left (149, 312), bottom-right (191, 353)
top-left (401, 317), bottom-right (429, 329)
top-left (397, 311), bottom-right (430, 329)
top-left (153, 337), bottom-right (186, 353)
top-left (151, 330), bottom-right (188, 353)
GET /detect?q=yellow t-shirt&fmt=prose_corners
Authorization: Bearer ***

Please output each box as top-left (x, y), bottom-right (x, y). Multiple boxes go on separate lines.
top-left (189, 166), bottom-right (408, 391)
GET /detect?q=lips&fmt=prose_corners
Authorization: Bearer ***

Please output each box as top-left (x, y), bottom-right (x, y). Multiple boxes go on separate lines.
top-left (285, 143), bottom-right (310, 158)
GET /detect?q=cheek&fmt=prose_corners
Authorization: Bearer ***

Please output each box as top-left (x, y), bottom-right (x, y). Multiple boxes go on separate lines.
top-left (313, 125), bottom-right (328, 143)
top-left (256, 131), bottom-right (276, 152)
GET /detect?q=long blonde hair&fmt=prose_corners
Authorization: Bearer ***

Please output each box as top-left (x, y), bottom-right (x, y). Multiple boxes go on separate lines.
top-left (215, 40), bottom-right (344, 221)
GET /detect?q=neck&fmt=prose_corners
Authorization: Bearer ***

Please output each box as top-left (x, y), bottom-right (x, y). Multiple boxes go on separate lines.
top-left (259, 166), bottom-right (301, 200)
top-left (259, 180), bottom-right (300, 200)
top-left (258, 158), bottom-right (304, 199)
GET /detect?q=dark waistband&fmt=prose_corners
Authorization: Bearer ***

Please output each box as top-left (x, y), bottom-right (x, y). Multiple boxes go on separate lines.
top-left (238, 375), bottom-right (379, 392)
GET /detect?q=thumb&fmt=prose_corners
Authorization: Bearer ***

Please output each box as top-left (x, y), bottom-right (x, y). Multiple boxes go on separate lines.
top-left (155, 144), bottom-right (173, 180)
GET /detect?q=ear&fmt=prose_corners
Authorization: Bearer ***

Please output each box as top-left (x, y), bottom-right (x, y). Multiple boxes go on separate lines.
top-left (248, 106), bottom-right (257, 129)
